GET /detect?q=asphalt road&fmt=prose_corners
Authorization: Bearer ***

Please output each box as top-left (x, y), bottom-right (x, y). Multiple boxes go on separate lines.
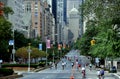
top-left (17, 49), bottom-right (118, 79)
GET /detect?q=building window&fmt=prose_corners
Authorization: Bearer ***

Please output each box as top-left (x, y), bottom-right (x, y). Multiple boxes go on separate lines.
top-left (35, 22), bottom-right (38, 25)
top-left (35, 12), bottom-right (38, 16)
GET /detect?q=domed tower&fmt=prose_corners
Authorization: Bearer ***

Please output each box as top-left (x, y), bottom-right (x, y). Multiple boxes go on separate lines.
top-left (68, 4), bottom-right (80, 43)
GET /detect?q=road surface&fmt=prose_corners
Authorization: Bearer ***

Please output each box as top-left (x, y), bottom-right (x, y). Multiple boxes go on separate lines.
top-left (17, 50), bottom-right (118, 79)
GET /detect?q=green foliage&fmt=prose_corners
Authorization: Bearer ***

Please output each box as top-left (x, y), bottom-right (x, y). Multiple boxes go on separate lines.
top-left (16, 46), bottom-right (47, 59)
top-left (0, 6), bottom-right (13, 62)
top-left (0, 17), bottom-right (12, 40)
top-left (0, 68), bottom-right (14, 76)
top-left (2, 64), bottom-right (38, 68)
top-left (39, 61), bottom-right (45, 67)
top-left (14, 30), bottom-right (29, 49)
top-left (3, 6), bottom-right (14, 18)
top-left (77, 0), bottom-right (120, 59)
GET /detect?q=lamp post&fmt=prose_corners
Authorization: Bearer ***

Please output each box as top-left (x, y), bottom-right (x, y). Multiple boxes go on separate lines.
top-left (53, 50), bottom-right (55, 63)
top-left (46, 46), bottom-right (48, 66)
top-left (12, 27), bottom-right (16, 64)
top-left (28, 43), bottom-right (31, 72)
top-left (52, 46), bottom-right (55, 63)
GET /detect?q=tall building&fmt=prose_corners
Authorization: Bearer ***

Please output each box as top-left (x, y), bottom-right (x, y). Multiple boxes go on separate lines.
top-left (63, 0), bottom-right (67, 24)
top-left (7, 0), bottom-right (25, 33)
top-left (67, 0), bottom-right (83, 38)
top-left (52, 0), bottom-right (67, 44)
top-left (24, 0), bottom-right (53, 40)
top-left (68, 6), bottom-right (80, 44)
top-left (67, 0), bottom-right (81, 17)
top-left (56, 0), bottom-right (64, 43)
top-left (52, 0), bottom-right (58, 43)
top-left (31, 1), bottom-right (42, 38)
top-left (0, 0), bottom-right (30, 37)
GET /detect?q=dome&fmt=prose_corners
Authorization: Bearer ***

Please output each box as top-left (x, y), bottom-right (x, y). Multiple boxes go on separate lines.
top-left (70, 4), bottom-right (79, 13)
top-left (70, 8), bottom-right (78, 12)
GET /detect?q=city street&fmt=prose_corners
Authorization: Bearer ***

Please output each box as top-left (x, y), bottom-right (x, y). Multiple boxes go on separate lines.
top-left (0, 1), bottom-right (119, 79)
top-left (17, 50), bottom-right (118, 79)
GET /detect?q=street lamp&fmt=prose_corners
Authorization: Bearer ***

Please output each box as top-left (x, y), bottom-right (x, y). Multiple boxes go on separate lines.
top-left (12, 27), bottom-right (16, 64)
top-left (28, 43), bottom-right (31, 72)
top-left (46, 45), bottom-right (48, 66)
top-left (52, 44), bottom-right (55, 63)
top-left (53, 50), bottom-right (55, 63)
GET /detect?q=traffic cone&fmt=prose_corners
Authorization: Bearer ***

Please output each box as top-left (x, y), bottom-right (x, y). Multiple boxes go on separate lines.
top-left (70, 75), bottom-right (74, 79)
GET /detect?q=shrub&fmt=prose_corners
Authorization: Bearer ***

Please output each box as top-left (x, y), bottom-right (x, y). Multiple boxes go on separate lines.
top-left (0, 68), bottom-right (14, 76)
top-left (2, 64), bottom-right (38, 68)
top-left (39, 61), bottom-right (45, 67)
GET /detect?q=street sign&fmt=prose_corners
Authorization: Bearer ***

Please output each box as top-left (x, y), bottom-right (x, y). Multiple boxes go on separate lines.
top-left (39, 44), bottom-right (42, 50)
top-left (9, 40), bottom-right (14, 45)
top-left (0, 60), bottom-right (2, 63)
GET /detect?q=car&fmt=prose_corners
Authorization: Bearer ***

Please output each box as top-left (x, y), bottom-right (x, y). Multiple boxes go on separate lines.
top-left (110, 66), bottom-right (117, 73)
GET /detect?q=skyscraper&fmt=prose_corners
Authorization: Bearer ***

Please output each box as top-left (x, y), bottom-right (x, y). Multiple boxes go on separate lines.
top-left (7, 0), bottom-right (25, 32)
top-left (68, 6), bottom-right (79, 43)
top-left (67, 0), bottom-right (83, 38)
top-left (52, 0), bottom-right (67, 43)
top-left (67, 0), bottom-right (81, 17)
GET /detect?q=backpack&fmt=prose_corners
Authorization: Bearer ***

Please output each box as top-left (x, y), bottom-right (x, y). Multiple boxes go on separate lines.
top-left (100, 70), bottom-right (104, 75)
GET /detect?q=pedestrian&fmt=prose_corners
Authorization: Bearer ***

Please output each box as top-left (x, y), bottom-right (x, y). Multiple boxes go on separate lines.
top-left (64, 61), bottom-right (67, 67)
top-left (49, 61), bottom-right (52, 69)
top-left (78, 64), bottom-right (81, 71)
top-left (71, 62), bottom-right (74, 68)
top-left (100, 69), bottom-right (104, 79)
top-left (62, 61), bottom-right (64, 70)
top-left (97, 69), bottom-right (101, 79)
top-left (81, 67), bottom-right (86, 78)
top-left (89, 63), bottom-right (92, 71)
top-left (76, 60), bottom-right (78, 69)
top-left (52, 62), bottom-right (55, 68)
top-left (55, 62), bottom-right (57, 69)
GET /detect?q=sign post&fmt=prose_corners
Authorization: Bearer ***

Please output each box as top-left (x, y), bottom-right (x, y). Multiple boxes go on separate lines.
top-left (0, 59), bottom-right (3, 68)
top-left (46, 39), bottom-right (51, 66)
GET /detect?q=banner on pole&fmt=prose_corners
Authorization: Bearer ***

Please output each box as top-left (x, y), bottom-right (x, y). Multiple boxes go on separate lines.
top-left (58, 44), bottom-right (61, 50)
top-left (39, 44), bottom-right (42, 50)
top-left (46, 39), bottom-right (51, 48)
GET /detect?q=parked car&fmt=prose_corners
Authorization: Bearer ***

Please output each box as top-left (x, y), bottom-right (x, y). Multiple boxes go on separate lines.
top-left (110, 66), bottom-right (117, 73)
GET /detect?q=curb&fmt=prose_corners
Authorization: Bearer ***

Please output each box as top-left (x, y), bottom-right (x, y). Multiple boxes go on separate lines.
top-left (113, 73), bottom-right (120, 79)
top-left (0, 74), bottom-right (23, 79)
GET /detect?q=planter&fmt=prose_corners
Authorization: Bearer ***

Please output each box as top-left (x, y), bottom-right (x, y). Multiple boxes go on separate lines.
top-left (6, 67), bottom-right (35, 71)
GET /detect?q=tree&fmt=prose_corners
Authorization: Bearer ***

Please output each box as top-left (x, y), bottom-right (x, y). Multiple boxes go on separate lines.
top-left (77, 0), bottom-right (120, 59)
top-left (15, 46), bottom-right (47, 63)
top-left (0, 3), bottom-right (13, 61)
top-left (14, 30), bottom-right (29, 49)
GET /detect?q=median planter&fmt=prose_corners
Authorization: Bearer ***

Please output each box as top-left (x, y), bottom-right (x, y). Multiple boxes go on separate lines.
top-left (6, 67), bottom-right (35, 71)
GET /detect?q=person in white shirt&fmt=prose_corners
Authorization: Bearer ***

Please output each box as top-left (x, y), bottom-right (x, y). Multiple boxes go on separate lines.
top-left (81, 67), bottom-right (86, 78)
top-left (62, 61), bottom-right (64, 70)
top-left (97, 69), bottom-right (101, 79)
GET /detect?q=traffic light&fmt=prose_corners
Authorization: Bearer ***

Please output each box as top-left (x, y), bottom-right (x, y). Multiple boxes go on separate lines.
top-left (90, 39), bottom-right (95, 45)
